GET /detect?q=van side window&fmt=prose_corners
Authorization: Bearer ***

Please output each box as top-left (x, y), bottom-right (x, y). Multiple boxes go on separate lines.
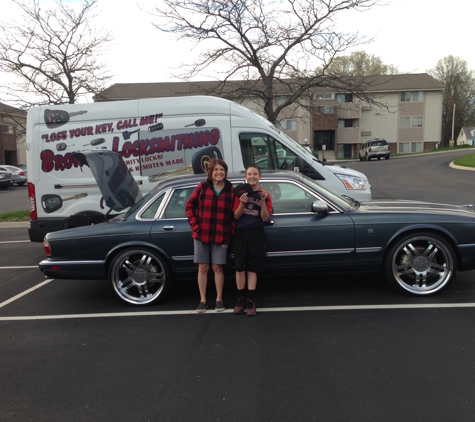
top-left (239, 133), bottom-right (297, 171)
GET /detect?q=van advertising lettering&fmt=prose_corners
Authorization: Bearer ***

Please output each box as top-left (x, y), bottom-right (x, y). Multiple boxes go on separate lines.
top-left (39, 112), bottom-right (223, 177)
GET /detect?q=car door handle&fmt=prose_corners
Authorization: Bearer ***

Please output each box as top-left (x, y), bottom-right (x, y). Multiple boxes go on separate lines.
top-left (163, 226), bottom-right (176, 231)
top-left (264, 219), bottom-right (275, 226)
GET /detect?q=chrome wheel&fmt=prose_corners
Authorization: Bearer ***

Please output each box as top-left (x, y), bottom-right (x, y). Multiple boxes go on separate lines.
top-left (110, 248), bottom-right (171, 305)
top-left (385, 234), bottom-right (455, 295)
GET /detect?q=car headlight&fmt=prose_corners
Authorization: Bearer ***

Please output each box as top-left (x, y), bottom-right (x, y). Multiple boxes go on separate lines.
top-left (335, 174), bottom-right (367, 190)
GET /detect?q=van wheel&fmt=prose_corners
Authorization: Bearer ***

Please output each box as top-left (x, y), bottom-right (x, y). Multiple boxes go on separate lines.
top-left (385, 155), bottom-right (390, 160)
top-left (359, 155), bottom-right (363, 161)
top-left (110, 248), bottom-right (172, 305)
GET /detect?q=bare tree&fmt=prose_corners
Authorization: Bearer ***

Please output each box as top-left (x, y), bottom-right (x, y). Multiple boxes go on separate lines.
top-left (0, 0), bottom-right (113, 107)
top-left (149, 0), bottom-right (386, 123)
top-left (428, 56), bottom-right (475, 146)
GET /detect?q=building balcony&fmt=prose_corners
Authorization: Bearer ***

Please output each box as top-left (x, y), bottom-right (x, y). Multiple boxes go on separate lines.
top-left (337, 102), bottom-right (361, 119)
top-left (337, 127), bottom-right (361, 144)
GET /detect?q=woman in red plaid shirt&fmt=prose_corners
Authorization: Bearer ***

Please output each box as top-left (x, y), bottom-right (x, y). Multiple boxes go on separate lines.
top-left (186, 158), bottom-right (235, 313)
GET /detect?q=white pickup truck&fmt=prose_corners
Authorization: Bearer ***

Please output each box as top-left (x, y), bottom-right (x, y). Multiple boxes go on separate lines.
top-left (359, 139), bottom-right (390, 161)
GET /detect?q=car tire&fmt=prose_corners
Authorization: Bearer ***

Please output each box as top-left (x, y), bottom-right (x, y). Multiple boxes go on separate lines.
top-left (385, 155), bottom-right (390, 160)
top-left (110, 248), bottom-right (172, 305)
top-left (377, 157), bottom-right (381, 160)
top-left (384, 233), bottom-right (456, 296)
top-left (359, 155), bottom-right (363, 161)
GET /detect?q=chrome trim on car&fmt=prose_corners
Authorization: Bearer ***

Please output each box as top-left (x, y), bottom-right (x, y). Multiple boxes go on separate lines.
top-left (40, 259), bottom-right (106, 266)
top-left (172, 255), bottom-right (194, 261)
top-left (267, 248), bottom-right (353, 257)
top-left (356, 247), bottom-right (382, 253)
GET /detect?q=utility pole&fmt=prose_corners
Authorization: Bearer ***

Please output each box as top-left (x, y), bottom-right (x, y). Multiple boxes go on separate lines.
top-left (451, 103), bottom-right (456, 146)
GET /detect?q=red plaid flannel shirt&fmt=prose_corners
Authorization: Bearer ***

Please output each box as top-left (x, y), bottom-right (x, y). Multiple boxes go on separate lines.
top-left (185, 179), bottom-right (235, 244)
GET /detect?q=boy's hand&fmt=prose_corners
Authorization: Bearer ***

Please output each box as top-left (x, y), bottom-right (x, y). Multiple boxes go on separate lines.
top-left (258, 188), bottom-right (267, 201)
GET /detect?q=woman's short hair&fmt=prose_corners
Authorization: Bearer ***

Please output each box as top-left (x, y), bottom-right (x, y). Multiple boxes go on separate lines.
top-left (207, 158), bottom-right (228, 180)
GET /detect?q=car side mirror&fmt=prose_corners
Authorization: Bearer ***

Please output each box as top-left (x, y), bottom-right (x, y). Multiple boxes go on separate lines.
top-left (312, 200), bottom-right (329, 214)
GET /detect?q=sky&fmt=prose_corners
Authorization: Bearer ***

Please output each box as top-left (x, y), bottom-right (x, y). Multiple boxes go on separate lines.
top-left (2, 0), bottom-right (474, 87)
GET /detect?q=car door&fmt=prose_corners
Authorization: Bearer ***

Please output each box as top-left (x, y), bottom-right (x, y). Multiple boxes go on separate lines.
top-left (149, 187), bottom-right (196, 276)
top-left (259, 180), bottom-right (355, 272)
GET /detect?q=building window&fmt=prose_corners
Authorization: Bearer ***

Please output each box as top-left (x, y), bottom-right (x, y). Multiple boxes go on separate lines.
top-left (277, 119), bottom-right (297, 131)
top-left (399, 142), bottom-right (423, 153)
top-left (400, 117), bottom-right (411, 127)
top-left (412, 116), bottom-right (423, 127)
top-left (3, 125), bottom-right (14, 134)
top-left (316, 93), bottom-right (333, 99)
top-left (401, 91), bottom-right (424, 102)
top-left (275, 96), bottom-right (291, 106)
top-left (337, 93), bottom-right (353, 103)
top-left (316, 106), bottom-right (334, 114)
top-left (338, 119), bottom-right (353, 128)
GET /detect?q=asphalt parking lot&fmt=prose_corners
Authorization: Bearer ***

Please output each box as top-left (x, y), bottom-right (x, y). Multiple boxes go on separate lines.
top-left (3, 150), bottom-right (475, 421)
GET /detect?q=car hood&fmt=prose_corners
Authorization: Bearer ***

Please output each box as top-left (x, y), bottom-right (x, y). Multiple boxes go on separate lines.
top-left (360, 199), bottom-right (475, 215)
top-left (73, 151), bottom-right (143, 212)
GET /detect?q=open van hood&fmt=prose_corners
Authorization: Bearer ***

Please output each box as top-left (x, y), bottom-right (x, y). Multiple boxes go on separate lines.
top-left (73, 151), bottom-right (143, 212)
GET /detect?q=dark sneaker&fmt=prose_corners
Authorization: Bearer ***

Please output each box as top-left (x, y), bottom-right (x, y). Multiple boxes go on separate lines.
top-left (233, 297), bottom-right (246, 314)
top-left (196, 302), bottom-right (208, 313)
top-left (215, 301), bottom-right (225, 312)
top-left (246, 299), bottom-right (257, 316)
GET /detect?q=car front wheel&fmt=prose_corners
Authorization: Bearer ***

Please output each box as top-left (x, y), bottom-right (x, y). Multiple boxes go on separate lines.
top-left (384, 233), bottom-right (456, 295)
top-left (110, 248), bottom-right (172, 305)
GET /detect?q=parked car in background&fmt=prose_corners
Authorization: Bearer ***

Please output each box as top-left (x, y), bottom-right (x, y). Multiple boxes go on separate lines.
top-left (359, 139), bottom-right (390, 161)
top-left (0, 169), bottom-right (14, 189)
top-left (0, 165), bottom-right (27, 186)
top-left (39, 151), bottom-right (475, 305)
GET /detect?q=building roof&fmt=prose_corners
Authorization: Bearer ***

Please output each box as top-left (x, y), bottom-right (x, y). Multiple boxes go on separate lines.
top-left (461, 127), bottom-right (475, 139)
top-left (95, 73), bottom-right (444, 102)
top-left (0, 102), bottom-right (27, 117)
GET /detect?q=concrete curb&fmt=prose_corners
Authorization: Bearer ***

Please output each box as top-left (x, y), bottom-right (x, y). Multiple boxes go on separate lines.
top-left (449, 161), bottom-right (475, 171)
top-left (0, 221), bottom-right (29, 229)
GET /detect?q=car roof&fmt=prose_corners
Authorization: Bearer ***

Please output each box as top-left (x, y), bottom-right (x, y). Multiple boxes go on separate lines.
top-left (153, 170), bottom-right (304, 190)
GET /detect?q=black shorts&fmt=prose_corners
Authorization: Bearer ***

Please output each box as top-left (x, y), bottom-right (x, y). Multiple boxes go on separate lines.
top-left (233, 227), bottom-right (266, 272)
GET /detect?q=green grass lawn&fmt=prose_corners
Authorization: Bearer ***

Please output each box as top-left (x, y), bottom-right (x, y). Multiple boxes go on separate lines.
top-left (0, 210), bottom-right (30, 222)
top-left (453, 153), bottom-right (475, 168)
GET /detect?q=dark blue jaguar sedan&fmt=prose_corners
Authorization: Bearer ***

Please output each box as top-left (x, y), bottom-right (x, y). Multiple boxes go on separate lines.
top-left (39, 153), bottom-right (475, 305)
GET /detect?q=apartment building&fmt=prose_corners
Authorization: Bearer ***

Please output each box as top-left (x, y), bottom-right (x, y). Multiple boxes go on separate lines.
top-left (0, 103), bottom-right (27, 165)
top-left (96, 73), bottom-right (444, 160)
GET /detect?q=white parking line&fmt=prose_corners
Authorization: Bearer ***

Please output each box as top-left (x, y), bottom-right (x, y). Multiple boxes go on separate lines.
top-left (0, 266), bottom-right (38, 269)
top-left (0, 240), bottom-right (31, 244)
top-left (1, 302), bottom-right (475, 321)
top-left (0, 279), bottom-right (53, 309)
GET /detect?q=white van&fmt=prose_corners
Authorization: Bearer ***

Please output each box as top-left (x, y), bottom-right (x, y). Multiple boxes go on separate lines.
top-left (26, 96), bottom-right (371, 241)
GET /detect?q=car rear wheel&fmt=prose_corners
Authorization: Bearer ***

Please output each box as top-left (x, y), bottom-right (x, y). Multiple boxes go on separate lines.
top-left (384, 233), bottom-right (456, 295)
top-left (385, 155), bottom-right (390, 160)
top-left (110, 248), bottom-right (172, 305)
